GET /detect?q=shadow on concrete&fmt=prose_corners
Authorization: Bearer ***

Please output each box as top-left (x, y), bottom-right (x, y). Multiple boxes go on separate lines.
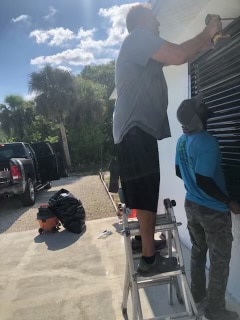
top-left (112, 221), bottom-right (123, 234)
top-left (34, 228), bottom-right (86, 251)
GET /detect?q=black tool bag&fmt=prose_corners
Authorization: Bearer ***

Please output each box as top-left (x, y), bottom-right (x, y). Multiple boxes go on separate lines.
top-left (48, 188), bottom-right (86, 234)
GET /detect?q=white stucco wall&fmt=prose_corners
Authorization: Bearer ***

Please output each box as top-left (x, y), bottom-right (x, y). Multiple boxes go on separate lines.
top-left (155, 0), bottom-right (240, 301)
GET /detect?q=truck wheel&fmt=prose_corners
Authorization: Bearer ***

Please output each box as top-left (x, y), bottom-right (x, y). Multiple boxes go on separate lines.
top-left (21, 178), bottom-right (35, 206)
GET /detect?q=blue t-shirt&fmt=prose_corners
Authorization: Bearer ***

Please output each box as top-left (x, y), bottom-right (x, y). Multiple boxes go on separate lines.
top-left (113, 28), bottom-right (171, 144)
top-left (175, 131), bottom-right (229, 212)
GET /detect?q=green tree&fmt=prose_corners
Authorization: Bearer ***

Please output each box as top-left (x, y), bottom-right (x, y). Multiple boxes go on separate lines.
top-left (66, 76), bottom-right (106, 166)
top-left (0, 126), bottom-right (7, 142)
top-left (80, 61), bottom-right (116, 164)
top-left (0, 95), bottom-right (28, 141)
top-left (0, 103), bottom-right (12, 139)
top-left (81, 61), bottom-right (115, 98)
top-left (68, 77), bottom-right (105, 128)
top-left (1, 62), bottom-right (116, 169)
top-left (0, 96), bottom-right (58, 142)
top-left (29, 64), bottom-right (76, 168)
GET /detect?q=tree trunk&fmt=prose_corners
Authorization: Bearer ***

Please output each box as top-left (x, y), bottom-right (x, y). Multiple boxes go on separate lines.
top-left (59, 122), bottom-right (71, 169)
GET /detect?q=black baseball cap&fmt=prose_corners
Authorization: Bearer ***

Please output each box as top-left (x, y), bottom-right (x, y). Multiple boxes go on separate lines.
top-left (177, 94), bottom-right (204, 131)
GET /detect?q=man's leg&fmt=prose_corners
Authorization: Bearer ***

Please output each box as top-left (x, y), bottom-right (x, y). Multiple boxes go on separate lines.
top-left (185, 200), bottom-right (208, 303)
top-left (136, 206), bottom-right (177, 276)
top-left (116, 127), bottom-right (177, 276)
top-left (116, 127), bottom-right (160, 258)
top-left (137, 209), bottom-right (156, 257)
top-left (203, 210), bottom-right (233, 316)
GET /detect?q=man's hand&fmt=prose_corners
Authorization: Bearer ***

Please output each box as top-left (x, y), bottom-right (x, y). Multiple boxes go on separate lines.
top-left (205, 15), bottom-right (222, 39)
top-left (228, 200), bottom-right (240, 215)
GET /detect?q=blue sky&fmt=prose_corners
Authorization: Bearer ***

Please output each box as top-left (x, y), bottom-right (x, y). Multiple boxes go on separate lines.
top-left (0, 0), bottom-right (146, 104)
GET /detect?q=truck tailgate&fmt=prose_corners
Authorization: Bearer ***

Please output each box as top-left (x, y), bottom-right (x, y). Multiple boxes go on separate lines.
top-left (0, 160), bottom-right (10, 184)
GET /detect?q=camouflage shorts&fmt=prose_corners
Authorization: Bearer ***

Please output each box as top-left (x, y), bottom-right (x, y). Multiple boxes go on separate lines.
top-left (185, 199), bottom-right (233, 314)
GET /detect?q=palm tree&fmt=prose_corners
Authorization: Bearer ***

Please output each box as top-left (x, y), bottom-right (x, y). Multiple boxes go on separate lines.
top-left (29, 64), bottom-right (76, 168)
top-left (0, 95), bottom-right (26, 141)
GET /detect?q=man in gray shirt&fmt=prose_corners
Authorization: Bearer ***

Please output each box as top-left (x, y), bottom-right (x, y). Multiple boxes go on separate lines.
top-left (113, 4), bottom-right (221, 277)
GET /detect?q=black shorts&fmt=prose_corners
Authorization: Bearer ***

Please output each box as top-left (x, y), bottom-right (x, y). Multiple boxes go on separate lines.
top-left (116, 127), bottom-right (160, 212)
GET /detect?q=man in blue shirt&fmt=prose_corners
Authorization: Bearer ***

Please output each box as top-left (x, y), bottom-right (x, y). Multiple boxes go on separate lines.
top-left (176, 95), bottom-right (240, 320)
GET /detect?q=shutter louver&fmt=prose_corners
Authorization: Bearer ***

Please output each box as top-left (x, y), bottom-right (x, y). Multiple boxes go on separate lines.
top-left (189, 17), bottom-right (240, 200)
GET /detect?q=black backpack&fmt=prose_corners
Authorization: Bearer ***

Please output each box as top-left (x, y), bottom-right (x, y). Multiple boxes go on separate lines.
top-left (48, 188), bottom-right (86, 234)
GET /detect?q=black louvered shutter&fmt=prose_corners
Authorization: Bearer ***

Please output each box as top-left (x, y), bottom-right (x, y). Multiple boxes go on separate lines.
top-left (189, 17), bottom-right (240, 200)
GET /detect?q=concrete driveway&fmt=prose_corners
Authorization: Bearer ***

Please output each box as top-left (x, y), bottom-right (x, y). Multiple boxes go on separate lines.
top-left (0, 175), bottom-right (125, 320)
top-left (0, 175), bottom-right (240, 320)
top-left (0, 217), bottom-right (126, 320)
top-left (0, 215), bottom-right (196, 320)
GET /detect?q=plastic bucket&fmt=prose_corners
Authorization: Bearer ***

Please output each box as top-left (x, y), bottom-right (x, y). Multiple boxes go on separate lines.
top-left (128, 208), bottom-right (137, 218)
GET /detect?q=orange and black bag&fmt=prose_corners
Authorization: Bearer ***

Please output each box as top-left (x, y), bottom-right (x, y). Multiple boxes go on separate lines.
top-left (37, 205), bottom-right (60, 234)
top-left (48, 188), bottom-right (86, 234)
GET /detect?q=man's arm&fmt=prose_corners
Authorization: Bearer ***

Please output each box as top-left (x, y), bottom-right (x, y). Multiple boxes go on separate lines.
top-left (196, 173), bottom-right (240, 214)
top-left (196, 173), bottom-right (229, 203)
top-left (151, 16), bottom-right (221, 65)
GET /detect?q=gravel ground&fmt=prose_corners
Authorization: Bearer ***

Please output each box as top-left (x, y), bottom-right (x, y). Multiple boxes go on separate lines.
top-left (0, 173), bottom-right (117, 234)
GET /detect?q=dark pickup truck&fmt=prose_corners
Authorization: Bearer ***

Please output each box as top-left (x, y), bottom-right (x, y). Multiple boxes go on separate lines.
top-left (0, 142), bottom-right (59, 206)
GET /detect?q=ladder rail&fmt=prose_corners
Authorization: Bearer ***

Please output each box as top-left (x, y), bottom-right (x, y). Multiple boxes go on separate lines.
top-left (121, 199), bottom-right (198, 320)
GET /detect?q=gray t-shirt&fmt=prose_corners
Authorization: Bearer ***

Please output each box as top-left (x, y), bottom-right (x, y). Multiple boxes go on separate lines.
top-left (113, 28), bottom-right (171, 144)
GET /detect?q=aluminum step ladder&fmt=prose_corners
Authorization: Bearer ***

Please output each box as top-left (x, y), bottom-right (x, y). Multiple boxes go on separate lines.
top-left (121, 198), bottom-right (199, 320)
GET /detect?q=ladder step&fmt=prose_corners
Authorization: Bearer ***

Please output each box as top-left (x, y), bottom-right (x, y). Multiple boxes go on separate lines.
top-left (138, 277), bottom-right (179, 289)
top-left (144, 312), bottom-right (196, 320)
top-left (136, 267), bottom-right (183, 284)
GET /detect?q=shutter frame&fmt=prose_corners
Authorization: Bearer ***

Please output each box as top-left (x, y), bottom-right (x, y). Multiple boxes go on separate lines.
top-left (189, 17), bottom-right (240, 200)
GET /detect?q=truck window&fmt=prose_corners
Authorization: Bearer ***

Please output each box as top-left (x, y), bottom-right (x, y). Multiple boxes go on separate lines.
top-left (25, 144), bottom-right (35, 159)
top-left (0, 144), bottom-right (25, 160)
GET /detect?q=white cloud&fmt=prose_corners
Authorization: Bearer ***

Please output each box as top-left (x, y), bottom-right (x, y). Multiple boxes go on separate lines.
top-left (77, 27), bottom-right (96, 39)
top-left (31, 48), bottom-right (94, 66)
top-left (30, 3), bottom-right (139, 68)
top-left (57, 65), bottom-right (72, 72)
top-left (44, 6), bottom-right (57, 21)
top-left (30, 27), bottom-right (74, 46)
top-left (98, 4), bottom-right (133, 46)
top-left (29, 30), bottom-right (49, 44)
top-left (30, 27), bottom-right (96, 47)
top-left (24, 91), bottom-right (37, 101)
top-left (79, 38), bottom-right (105, 53)
top-left (93, 58), bottom-right (114, 65)
top-left (12, 15), bottom-right (31, 24)
top-left (75, 4), bottom-right (135, 55)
